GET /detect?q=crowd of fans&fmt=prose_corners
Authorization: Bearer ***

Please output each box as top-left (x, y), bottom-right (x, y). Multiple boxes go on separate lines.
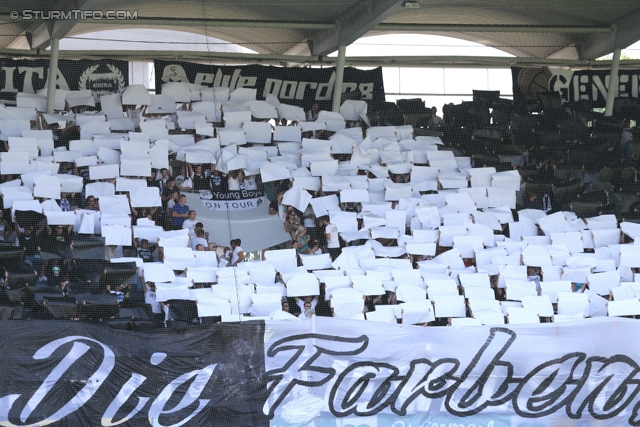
top-left (0, 84), bottom-right (639, 329)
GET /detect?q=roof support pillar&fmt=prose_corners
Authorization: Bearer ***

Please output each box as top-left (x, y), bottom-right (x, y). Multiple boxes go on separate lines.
top-left (332, 44), bottom-right (346, 112)
top-left (604, 48), bottom-right (621, 117)
top-left (46, 37), bottom-right (60, 114)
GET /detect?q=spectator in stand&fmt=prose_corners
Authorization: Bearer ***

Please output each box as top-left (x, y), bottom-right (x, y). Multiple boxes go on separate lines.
top-left (264, 180), bottom-right (280, 203)
top-left (307, 102), bottom-right (319, 122)
top-left (18, 226), bottom-right (43, 275)
top-left (157, 168), bottom-right (171, 192)
top-left (0, 210), bottom-right (13, 243)
top-left (219, 246), bottom-right (231, 268)
top-left (146, 170), bottom-right (160, 188)
top-left (227, 170), bottom-right (241, 191)
top-left (182, 210), bottom-right (198, 234)
top-left (295, 225), bottom-right (319, 255)
top-left (268, 188), bottom-right (287, 223)
top-left (136, 238), bottom-right (157, 262)
top-left (85, 196), bottom-right (100, 211)
top-left (142, 281), bottom-right (165, 326)
top-left (188, 164), bottom-right (210, 191)
top-left (161, 178), bottom-right (177, 209)
top-left (321, 216), bottom-right (341, 261)
top-left (284, 211), bottom-right (299, 240)
top-left (243, 173), bottom-right (258, 190)
top-left (231, 238), bottom-right (245, 266)
top-left (44, 264), bottom-right (69, 295)
top-left (210, 168), bottom-right (227, 193)
top-left (281, 300), bottom-right (290, 312)
top-left (171, 194), bottom-right (190, 230)
top-left (430, 106), bottom-right (443, 126)
top-left (191, 228), bottom-right (209, 251)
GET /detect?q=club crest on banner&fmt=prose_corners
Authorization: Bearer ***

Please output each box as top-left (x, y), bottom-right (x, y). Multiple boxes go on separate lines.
top-left (78, 63), bottom-right (126, 98)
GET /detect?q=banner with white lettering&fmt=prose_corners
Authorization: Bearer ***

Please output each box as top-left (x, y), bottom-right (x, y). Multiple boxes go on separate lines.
top-left (512, 66), bottom-right (640, 107)
top-left (0, 58), bottom-right (128, 98)
top-left (154, 60), bottom-right (385, 110)
top-left (264, 316), bottom-right (640, 427)
top-left (200, 189), bottom-right (266, 211)
top-left (0, 320), bottom-right (267, 426)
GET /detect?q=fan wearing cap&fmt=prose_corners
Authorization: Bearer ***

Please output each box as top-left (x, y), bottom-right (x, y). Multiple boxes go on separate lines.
top-left (46, 265), bottom-right (69, 295)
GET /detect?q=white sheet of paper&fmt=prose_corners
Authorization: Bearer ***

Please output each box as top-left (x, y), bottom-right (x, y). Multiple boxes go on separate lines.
top-left (130, 187), bottom-right (162, 208)
top-left (163, 247), bottom-right (197, 270)
top-left (143, 263), bottom-right (176, 283)
top-left (282, 185), bottom-right (312, 213)
top-left (120, 155), bottom-right (152, 177)
top-left (310, 159), bottom-right (339, 177)
top-left (487, 188), bottom-right (516, 209)
top-left (101, 224), bottom-right (132, 246)
top-left (591, 228), bottom-right (621, 248)
top-left (264, 249), bottom-right (298, 274)
top-left (32, 175), bottom-right (61, 199)
top-left (196, 298), bottom-right (232, 317)
top-left (250, 293), bottom-right (282, 316)
top-left (490, 170), bottom-right (520, 191)
top-left (89, 163), bottom-right (119, 180)
top-left (433, 295), bottom-right (466, 317)
top-left (133, 225), bottom-right (164, 242)
top-left (299, 253), bottom-right (333, 270)
top-left (85, 182), bottom-right (115, 198)
top-left (620, 245), bottom-right (640, 268)
top-left (310, 194), bottom-right (340, 217)
top-left (98, 195), bottom-right (130, 214)
top-left (116, 177), bottom-right (147, 193)
top-left (43, 211), bottom-right (76, 225)
top-left (286, 273), bottom-right (320, 297)
top-left (260, 162), bottom-right (292, 182)
top-left (397, 300), bottom-right (434, 324)
top-left (608, 299), bottom-right (640, 317)
top-left (351, 275), bottom-right (385, 295)
top-left (1, 186), bottom-right (33, 208)
top-left (1, 152), bottom-right (30, 175)
top-left (185, 266), bottom-right (217, 284)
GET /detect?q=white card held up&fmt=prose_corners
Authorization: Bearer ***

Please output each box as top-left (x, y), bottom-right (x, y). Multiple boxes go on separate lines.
top-left (85, 182), bottom-right (115, 198)
top-left (98, 195), bottom-right (130, 214)
top-left (490, 170), bottom-right (520, 191)
top-left (432, 295), bottom-right (466, 318)
top-left (260, 162), bottom-right (292, 183)
top-left (163, 247), bottom-right (197, 271)
top-left (400, 300), bottom-right (435, 324)
top-left (33, 175), bottom-right (61, 199)
top-left (0, 152), bottom-right (30, 175)
top-left (44, 211), bottom-right (76, 225)
top-left (102, 224), bottom-right (132, 246)
top-left (1, 186), bottom-right (33, 208)
top-left (186, 267), bottom-right (217, 284)
top-left (116, 177), bottom-right (147, 193)
top-left (89, 163), bottom-right (119, 180)
top-left (299, 253), bottom-right (333, 270)
top-left (130, 187), bottom-right (162, 208)
top-left (120, 155), bottom-right (152, 177)
top-left (264, 249), bottom-right (298, 275)
top-left (351, 275), bottom-right (385, 295)
top-left (286, 273), bottom-right (320, 297)
top-left (197, 297), bottom-right (233, 317)
top-left (487, 188), bottom-right (516, 209)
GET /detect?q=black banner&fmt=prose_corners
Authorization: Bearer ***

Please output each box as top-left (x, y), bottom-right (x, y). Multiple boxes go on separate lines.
top-left (154, 60), bottom-right (385, 110)
top-left (512, 66), bottom-right (640, 107)
top-left (0, 320), bottom-right (267, 426)
top-left (0, 58), bottom-right (128, 97)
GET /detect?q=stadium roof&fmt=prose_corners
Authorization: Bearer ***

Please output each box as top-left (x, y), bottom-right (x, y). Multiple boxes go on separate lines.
top-left (0, 0), bottom-right (639, 63)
